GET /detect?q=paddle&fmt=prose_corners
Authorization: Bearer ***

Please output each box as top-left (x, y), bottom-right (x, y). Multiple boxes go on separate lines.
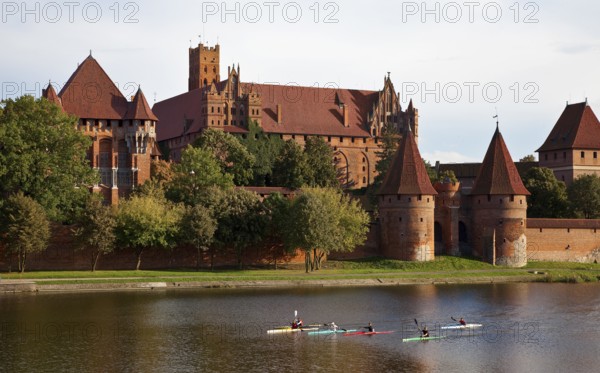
top-left (414, 319), bottom-right (421, 334)
top-left (451, 317), bottom-right (457, 322)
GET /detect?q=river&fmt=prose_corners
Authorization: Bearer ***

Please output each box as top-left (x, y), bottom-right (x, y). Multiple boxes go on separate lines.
top-left (1, 283), bottom-right (599, 372)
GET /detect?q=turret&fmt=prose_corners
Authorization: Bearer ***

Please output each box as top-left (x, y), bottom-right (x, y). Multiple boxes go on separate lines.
top-left (470, 126), bottom-right (530, 267)
top-left (377, 128), bottom-right (437, 261)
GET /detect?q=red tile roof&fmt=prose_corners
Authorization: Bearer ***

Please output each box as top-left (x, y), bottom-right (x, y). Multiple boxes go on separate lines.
top-left (126, 88), bottom-right (158, 121)
top-left (471, 127), bottom-right (530, 196)
top-left (153, 88), bottom-right (205, 141)
top-left (42, 84), bottom-right (62, 108)
top-left (378, 129), bottom-right (437, 195)
top-left (153, 83), bottom-right (379, 142)
top-left (537, 103), bottom-right (600, 152)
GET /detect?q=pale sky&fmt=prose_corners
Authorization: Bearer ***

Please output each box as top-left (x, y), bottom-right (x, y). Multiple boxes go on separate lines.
top-left (2, 0), bottom-right (599, 164)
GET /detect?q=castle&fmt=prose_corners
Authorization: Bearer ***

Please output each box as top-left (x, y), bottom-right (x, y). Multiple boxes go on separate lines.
top-left (28, 45), bottom-right (600, 270)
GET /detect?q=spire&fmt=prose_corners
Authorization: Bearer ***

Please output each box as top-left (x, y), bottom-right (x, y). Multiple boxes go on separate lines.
top-left (125, 88), bottom-right (159, 121)
top-left (42, 82), bottom-right (62, 109)
top-left (471, 128), bottom-right (530, 196)
top-left (407, 99), bottom-right (414, 112)
top-left (378, 129), bottom-right (437, 196)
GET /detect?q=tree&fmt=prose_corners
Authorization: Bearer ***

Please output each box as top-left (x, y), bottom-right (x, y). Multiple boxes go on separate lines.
top-left (181, 205), bottom-right (217, 270)
top-left (284, 188), bottom-right (370, 273)
top-left (263, 193), bottom-right (293, 269)
top-left (116, 195), bottom-right (183, 270)
top-left (423, 159), bottom-right (438, 183)
top-left (0, 96), bottom-right (97, 222)
top-left (436, 170), bottom-right (458, 184)
top-left (194, 128), bottom-right (255, 185)
top-left (304, 136), bottom-right (339, 188)
top-left (74, 197), bottom-right (117, 271)
top-left (238, 120), bottom-right (284, 186)
top-left (2, 193), bottom-right (50, 273)
top-left (215, 189), bottom-right (268, 269)
top-left (523, 167), bottom-right (569, 218)
top-left (369, 124), bottom-right (401, 207)
top-left (568, 174), bottom-right (600, 219)
top-left (166, 145), bottom-right (234, 206)
top-left (272, 140), bottom-right (310, 189)
top-left (520, 154), bottom-right (536, 162)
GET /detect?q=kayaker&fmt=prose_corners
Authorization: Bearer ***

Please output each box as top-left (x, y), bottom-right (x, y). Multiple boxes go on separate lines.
top-left (364, 322), bottom-right (374, 332)
top-left (421, 326), bottom-right (429, 338)
top-left (330, 322), bottom-right (338, 331)
top-left (459, 318), bottom-right (466, 326)
top-left (291, 318), bottom-right (303, 329)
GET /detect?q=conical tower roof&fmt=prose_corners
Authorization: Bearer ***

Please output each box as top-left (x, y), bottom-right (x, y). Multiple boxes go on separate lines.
top-left (471, 127), bottom-right (530, 195)
top-left (126, 88), bottom-right (158, 121)
top-left (378, 129), bottom-right (437, 195)
top-left (42, 83), bottom-right (62, 108)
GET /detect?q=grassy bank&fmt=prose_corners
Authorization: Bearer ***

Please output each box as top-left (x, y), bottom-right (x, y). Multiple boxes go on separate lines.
top-left (1, 257), bottom-right (599, 285)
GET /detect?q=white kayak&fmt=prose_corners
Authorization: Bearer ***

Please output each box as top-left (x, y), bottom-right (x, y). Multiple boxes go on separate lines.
top-left (440, 323), bottom-right (483, 330)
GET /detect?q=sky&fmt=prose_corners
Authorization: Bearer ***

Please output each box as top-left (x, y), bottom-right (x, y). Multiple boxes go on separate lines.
top-left (2, 0), bottom-right (600, 164)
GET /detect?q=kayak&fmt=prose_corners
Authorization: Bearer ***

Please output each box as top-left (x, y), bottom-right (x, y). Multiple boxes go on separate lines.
top-left (343, 331), bottom-right (394, 336)
top-left (307, 329), bottom-right (357, 335)
top-left (402, 336), bottom-right (446, 342)
top-left (273, 323), bottom-right (322, 330)
top-left (440, 323), bottom-right (483, 330)
top-left (267, 327), bottom-right (319, 334)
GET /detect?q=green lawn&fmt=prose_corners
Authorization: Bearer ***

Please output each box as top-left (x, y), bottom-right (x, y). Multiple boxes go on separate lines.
top-left (1, 256), bottom-right (599, 284)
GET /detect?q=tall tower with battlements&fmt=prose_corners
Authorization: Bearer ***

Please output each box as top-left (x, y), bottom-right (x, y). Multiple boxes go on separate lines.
top-left (189, 43), bottom-right (221, 91)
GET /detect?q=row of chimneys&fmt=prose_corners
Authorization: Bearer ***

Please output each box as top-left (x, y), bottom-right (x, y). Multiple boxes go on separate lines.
top-left (275, 103), bottom-right (349, 127)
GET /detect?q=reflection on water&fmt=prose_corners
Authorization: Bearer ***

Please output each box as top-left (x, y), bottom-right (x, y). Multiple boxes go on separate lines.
top-left (1, 284), bottom-right (600, 372)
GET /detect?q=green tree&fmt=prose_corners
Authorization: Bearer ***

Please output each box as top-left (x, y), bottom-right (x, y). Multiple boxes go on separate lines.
top-left (272, 140), bottom-right (310, 189)
top-left (238, 120), bottom-right (284, 186)
top-left (116, 195), bottom-right (183, 270)
top-left (0, 96), bottom-right (97, 222)
top-left (369, 125), bottom-right (401, 206)
top-left (166, 145), bottom-right (234, 205)
top-left (215, 189), bottom-right (268, 269)
top-left (263, 193), bottom-right (293, 269)
top-left (181, 205), bottom-right (217, 270)
top-left (2, 193), bottom-right (50, 273)
top-left (194, 128), bottom-right (255, 186)
top-left (304, 136), bottom-right (339, 188)
top-left (423, 159), bottom-right (438, 183)
top-left (520, 154), bottom-right (536, 162)
top-left (436, 170), bottom-right (458, 184)
top-left (568, 174), bottom-right (600, 219)
top-left (285, 188), bottom-right (370, 273)
top-left (74, 197), bottom-right (117, 271)
top-left (523, 167), bottom-right (569, 218)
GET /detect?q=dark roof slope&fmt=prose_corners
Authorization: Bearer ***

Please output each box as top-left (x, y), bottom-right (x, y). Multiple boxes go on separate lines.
top-left (378, 129), bottom-right (437, 195)
top-left (471, 127), bottom-right (530, 195)
top-left (537, 103), bottom-right (600, 152)
top-left (42, 84), bottom-right (62, 108)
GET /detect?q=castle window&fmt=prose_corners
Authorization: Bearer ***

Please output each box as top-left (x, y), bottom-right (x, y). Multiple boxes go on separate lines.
top-left (595, 152), bottom-right (598, 159)
top-left (363, 166), bottom-right (366, 172)
top-left (420, 218), bottom-right (424, 222)
top-left (351, 137), bottom-right (355, 143)
top-left (581, 151), bottom-right (585, 158)
top-left (224, 120), bottom-right (228, 125)
top-left (327, 136), bottom-right (331, 142)
top-left (292, 135), bottom-right (296, 140)
top-left (304, 135), bottom-right (308, 141)
top-left (510, 195), bottom-right (514, 202)
top-left (218, 107), bottom-right (221, 114)
top-left (500, 199), bottom-right (503, 204)
top-left (520, 199), bottom-right (523, 205)
top-left (218, 120), bottom-right (221, 125)
top-left (211, 120), bottom-right (214, 125)
top-left (568, 228), bottom-right (571, 233)
top-left (211, 107), bottom-right (214, 113)
top-left (389, 198), bottom-right (391, 203)
top-left (427, 198), bottom-right (430, 203)
top-left (363, 157), bottom-right (366, 163)
top-left (241, 121), bottom-right (244, 127)
top-left (408, 197), bottom-right (412, 202)
top-left (540, 228), bottom-right (542, 233)
top-left (418, 195), bottom-right (422, 201)
top-left (363, 138), bottom-right (367, 143)
top-left (399, 218), bottom-right (402, 222)
top-left (487, 195), bottom-right (491, 202)
top-left (340, 137), bottom-right (344, 142)
top-left (562, 175), bottom-right (565, 181)
top-left (363, 177), bottom-right (366, 183)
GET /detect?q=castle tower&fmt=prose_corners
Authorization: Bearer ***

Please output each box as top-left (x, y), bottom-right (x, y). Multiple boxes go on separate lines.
top-left (470, 126), bottom-right (530, 267)
top-left (377, 128), bottom-right (437, 261)
top-left (537, 102), bottom-right (600, 185)
top-left (189, 43), bottom-right (220, 91)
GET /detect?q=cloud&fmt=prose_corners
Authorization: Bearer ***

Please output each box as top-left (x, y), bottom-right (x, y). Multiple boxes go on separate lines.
top-left (422, 151), bottom-right (480, 165)
top-left (557, 43), bottom-right (600, 55)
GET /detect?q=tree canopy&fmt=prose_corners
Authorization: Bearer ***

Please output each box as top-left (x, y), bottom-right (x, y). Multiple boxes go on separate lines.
top-left (75, 197), bottom-right (117, 271)
top-left (0, 95), bottom-right (97, 222)
top-left (194, 128), bottom-right (255, 186)
top-left (304, 136), bottom-right (339, 188)
top-left (523, 167), bottom-right (569, 218)
top-left (2, 192), bottom-right (50, 273)
top-left (272, 140), bottom-right (310, 189)
top-left (568, 174), bottom-right (600, 219)
top-left (238, 120), bottom-right (284, 186)
top-left (115, 194), bottom-right (183, 270)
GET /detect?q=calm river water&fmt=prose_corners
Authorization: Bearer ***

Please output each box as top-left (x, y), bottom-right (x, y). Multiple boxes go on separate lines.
top-left (1, 283), bottom-right (599, 372)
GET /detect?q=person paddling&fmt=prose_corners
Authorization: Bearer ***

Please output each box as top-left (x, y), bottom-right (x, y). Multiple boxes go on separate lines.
top-left (421, 326), bottom-right (429, 338)
top-left (364, 322), bottom-right (374, 332)
top-left (329, 322), bottom-right (339, 331)
top-left (459, 317), bottom-right (466, 326)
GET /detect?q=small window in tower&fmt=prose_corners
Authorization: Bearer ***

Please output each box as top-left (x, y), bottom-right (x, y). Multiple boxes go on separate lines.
top-left (399, 217), bottom-right (402, 222)
top-left (340, 137), bottom-right (344, 142)
top-left (389, 198), bottom-right (391, 203)
top-left (363, 138), bottom-right (367, 143)
top-left (408, 197), bottom-right (412, 202)
top-left (420, 218), bottom-right (423, 222)
top-left (363, 177), bottom-right (366, 184)
top-left (539, 228), bottom-right (542, 233)
top-left (562, 175), bottom-right (565, 181)
top-left (224, 120), bottom-right (228, 126)
top-left (510, 195), bottom-right (514, 202)
top-left (581, 151), bottom-right (585, 158)
top-left (499, 199), bottom-right (503, 204)
top-left (418, 195), bottom-right (422, 201)
top-left (327, 136), bottom-right (332, 142)
top-left (363, 157), bottom-right (366, 163)
top-left (292, 135), bottom-right (296, 140)
top-left (595, 152), bottom-right (598, 159)
top-left (487, 195), bottom-right (491, 202)
top-left (427, 198), bottom-right (430, 203)
top-left (352, 137), bottom-right (355, 143)
top-left (362, 166), bottom-right (366, 172)
top-left (304, 135), bottom-right (308, 141)
top-left (211, 106), bottom-right (214, 113)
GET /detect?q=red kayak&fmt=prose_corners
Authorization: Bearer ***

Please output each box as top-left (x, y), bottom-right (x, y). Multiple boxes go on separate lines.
top-left (343, 331), bottom-right (394, 336)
